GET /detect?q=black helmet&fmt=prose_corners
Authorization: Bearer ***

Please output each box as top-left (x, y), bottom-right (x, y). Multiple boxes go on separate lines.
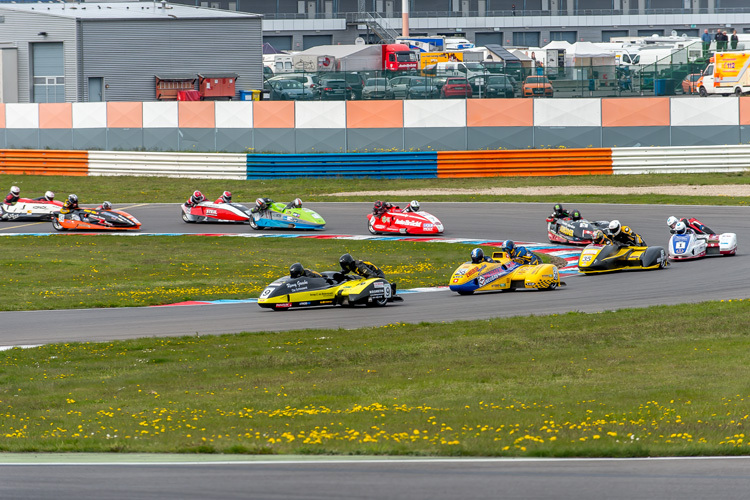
top-left (289, 262), bottom-right (304, 279)
top-left (339, 253), bottom-right (355, 272)
top-left (470, 247), bottom-right (484, 263)
top-left (373, 200), bottom-right (383, 213)
top-left (554, 203), bottom-right (564, 215)
top-left (571, 209), bottom-right (582, 221)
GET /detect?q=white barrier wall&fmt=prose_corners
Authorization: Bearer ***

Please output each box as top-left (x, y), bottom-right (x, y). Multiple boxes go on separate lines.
top-left (88, 151), bottom-right (247, 179)
top-left (611, 144), bottom-right (750, 174)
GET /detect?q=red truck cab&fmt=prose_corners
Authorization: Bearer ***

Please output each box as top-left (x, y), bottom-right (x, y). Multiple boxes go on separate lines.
top-left (383, 44), bottom-right (418, 72)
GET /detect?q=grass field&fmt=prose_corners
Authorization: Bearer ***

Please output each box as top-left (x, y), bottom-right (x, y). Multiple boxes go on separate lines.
top-left (1, 172), bottom-right (749, 205)
top-left (1, 299), bottom-right (748, 456)
top-left (2, 173), bottom-right (748, 458)
top-left (0, 236), bottom-right (503, 311)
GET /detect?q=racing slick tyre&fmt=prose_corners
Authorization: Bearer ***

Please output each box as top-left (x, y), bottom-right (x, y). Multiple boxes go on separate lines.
top-left (248, 217), bottom-right (259, 230)
top-left (457, 290), bottom-right (474, 296)
top-left (540, 282), bottom-right (557, 291)
top-left (181, 211), bottom-right (193, 223)
top-left (367, 219), bottom-right (378, 235)
top-left (367, 296), bottom-right (388, 307)
top-left (52, 218), bottom-right (67, 231)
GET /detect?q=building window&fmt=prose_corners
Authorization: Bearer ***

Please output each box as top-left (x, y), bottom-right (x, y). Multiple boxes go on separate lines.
top-left (513, 32), bottom-right (540, 47)
top-left (550, 31), bottom-right (577, 43)
top-left (31, 42), bottom-right (64, 103)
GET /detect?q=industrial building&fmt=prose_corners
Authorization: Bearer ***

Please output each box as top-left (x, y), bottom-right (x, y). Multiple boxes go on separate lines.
top-left (0, 1), bottom-right (262, 103)
top-left (168, 0), bottom-right (750, 51)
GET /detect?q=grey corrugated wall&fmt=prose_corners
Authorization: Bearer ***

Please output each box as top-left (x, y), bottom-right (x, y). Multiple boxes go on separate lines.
top-left (0, 10), bottom-right (78, 103)
top-left (79, 18), bottom-right (263, 102)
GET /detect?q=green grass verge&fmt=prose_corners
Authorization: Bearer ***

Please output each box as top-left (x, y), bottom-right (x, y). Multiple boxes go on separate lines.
top-left (1, 172), bottom-right (749, 204)
top-left (0, 236), bottom-right (509, 311)
top-left (1, 299), bottom-right (748, 456)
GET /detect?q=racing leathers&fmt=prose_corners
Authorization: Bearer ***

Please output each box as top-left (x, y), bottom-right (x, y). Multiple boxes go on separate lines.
top-left (251, 198), bottom-right (275, 213)
top-left (508, 246), bottom-right (541, 266)
top-left (4, 192), bottom-right (19, 206)
top-left (60, 198), bottom-right (79, 214)
top-left (344, 259), bottom-right (385, 279)
top-left (299, 268), bottom-right (322, 278)
top-left (678, 217), bottom-right (714, 235)
top-left (612, 225), bottom-right (645, 247)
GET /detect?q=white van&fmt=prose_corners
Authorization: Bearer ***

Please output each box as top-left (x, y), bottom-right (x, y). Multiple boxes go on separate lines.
top-left (263, 54), bottom-right (294, 74)
top-left (426, 61), bottom-right (485, 78)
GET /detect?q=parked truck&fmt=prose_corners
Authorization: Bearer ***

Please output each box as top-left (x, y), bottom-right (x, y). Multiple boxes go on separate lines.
top-left (699, 52), bottom-right (750, 96)
top-left (291, 44), bottom-right (417, 73)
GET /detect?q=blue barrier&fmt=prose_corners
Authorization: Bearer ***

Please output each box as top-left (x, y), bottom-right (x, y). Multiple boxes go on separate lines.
top-left (246, 152), bottom-right (438, 179)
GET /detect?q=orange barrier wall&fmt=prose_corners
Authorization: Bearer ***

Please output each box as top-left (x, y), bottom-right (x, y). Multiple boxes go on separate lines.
top-left (0, 150), bottom-right (89, 176)
top-left (436, 149), bottom-right (614, 178)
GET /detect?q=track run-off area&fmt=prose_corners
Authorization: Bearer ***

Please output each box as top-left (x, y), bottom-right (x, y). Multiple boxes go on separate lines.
top-left (0, 201), bottom-right (748, 346)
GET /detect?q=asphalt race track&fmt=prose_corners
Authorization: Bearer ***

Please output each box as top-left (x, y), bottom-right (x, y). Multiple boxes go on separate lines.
top-left (1, 201), bottom-right (749, 499)
top-left (1, 202), bottom-right (748, 345)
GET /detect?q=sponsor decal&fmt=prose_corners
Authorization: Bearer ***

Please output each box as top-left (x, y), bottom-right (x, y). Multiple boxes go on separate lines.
top-left (452, 278), bottom-right (459, 283)
top-left (299, 302), bottom-right (310, 306)
top-left (559, 227), bottom-right (574, 237)
top-left (286, 279), bottom-right (308, 291)
top-left (396, 218), bottom-right (425, 228)
top-left (369, 291), bottom-right (384, 298)
top-left (580, 255), bottom-right (592, 263)
top-left (275, 303), bottom-right (292, 308)
top-left (424, 224), bottom-right (434, 230)
top-left (382, 216), bottom-right (390, 224)
top-left (320, 300), bottom-right (332, 305)
top-left (260, 288), bottom-right (274, 298)
top-left (455, 268), bottom-right (467, 276)
top-left (582, 248), bottom-right (600, 255)
top-left (206, 209), bottom-right (217, 216)
top-left (373, 282), bottom-right (384, 288)
top-left (477, 267), bottom-right (506, 287)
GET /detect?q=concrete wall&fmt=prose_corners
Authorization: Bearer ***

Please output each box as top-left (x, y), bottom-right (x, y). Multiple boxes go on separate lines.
top-left (1, 97), bottom-right (749, 153)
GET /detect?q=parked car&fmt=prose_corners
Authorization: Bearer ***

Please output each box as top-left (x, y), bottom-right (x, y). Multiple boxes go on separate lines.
top-left (267, 73), bottom-right (319, 91)
top-left (362, 77), bottom-right (394, 99)
top-left (681, 73), bottom-right (702, 94)
top-left (389, 76), bottom-right (439, 99)
top-left (522, 75), bottom-right (554, 97)
top-left (314, 79), bottom-right (353, 100)
top-left (441, 77), bottom-right (473, 98)
top-left (468, 74), bottom-right (515, 98)
top-left (267, 79), bottom-right (314, 101)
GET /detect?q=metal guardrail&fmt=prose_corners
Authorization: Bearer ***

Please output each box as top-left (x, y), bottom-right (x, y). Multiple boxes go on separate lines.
top-left (246, 152), bottom-right (438, 179)
top-left (437, 149), bottom-right (613, 178)
top-left (88, 152), bottom-right (246, 179)
top-left (612, 145), bottom-right (750, 174)
top-left (0, 150), bottom-right (88, 176)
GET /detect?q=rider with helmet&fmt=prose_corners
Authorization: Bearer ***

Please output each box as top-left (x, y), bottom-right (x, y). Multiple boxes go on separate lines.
top-left (592, 229), bottom-right (612, 245)
top-left (4, 186), bottom-right (21, 205)
top-left (284, 198), bottom-right (303, 210)
top-left (501, 240), bottom-right (541, 265)
top-left (470, 247), bottom-right (495, 264)
top-left (185, 190), bottom-right (205, 207)
top-left (570, 209), bottom-right (583, 221)
top-left (251, 197), bottom-right (275, 213)
top-left (372, 200), bottom-right (387, 217)
top-left (403, 200), bottom-right (420, 213)
top-left (608, 220), bottom-right (645, 246)
top-left (60, 194), bottom-right (79, 214)
top-left (384, 201), bottom-right (400, 212)
top-left (549, 203), bottom-right (571, 220)
top-left (33, 191), bottom-right (56, 202)
top-left (215, 191), bottom-right (232, 204)
top-left (289, 262), bottom-right (322, 279)
top-left (97, 201), bottom-right (113, 211)
top-left (666, 215), bottom-right (714, 235)
top-left (671, 221), bottom-right (691, 235)
top-left (339, 253), bottom-right (385, 279)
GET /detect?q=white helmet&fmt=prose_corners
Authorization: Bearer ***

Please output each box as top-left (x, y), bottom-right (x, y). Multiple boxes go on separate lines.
top-left (101, 201), bottom-right (112, 210)
top-left (10, 186), bottom-right (20, 196)
top-left (666, 216), bottom-right (678, 228)
top-left (409, 200), bottom-right (420, 212)
top-left (44, 190), bottom-right (55, 201)
top-left (608, 220), bottom-right (622, 236)
top-left (674, 221), bottom-right (687, 234)
top-left (292, 198), bottom-right (302, 208)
